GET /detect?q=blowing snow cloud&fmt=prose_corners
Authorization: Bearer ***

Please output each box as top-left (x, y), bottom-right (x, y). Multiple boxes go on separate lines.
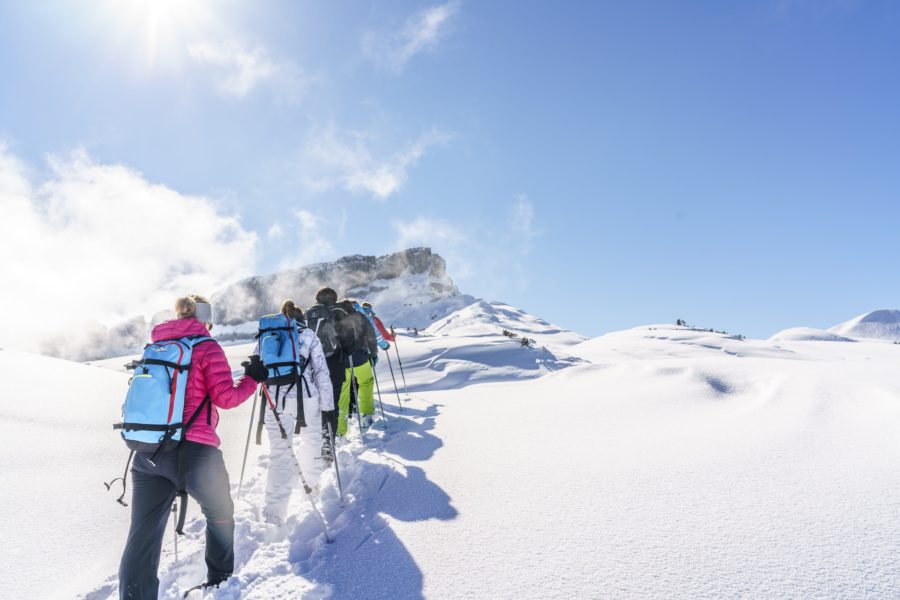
top-left (0, 144), bottom-right (258, 358)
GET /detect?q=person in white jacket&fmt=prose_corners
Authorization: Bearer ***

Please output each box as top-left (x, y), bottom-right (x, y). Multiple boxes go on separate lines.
top-left (262, 300), bottom-right (335, 526)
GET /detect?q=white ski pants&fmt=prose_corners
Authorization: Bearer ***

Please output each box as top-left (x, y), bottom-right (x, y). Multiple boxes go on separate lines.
top-left (263, 387), bottom-right (324, 524)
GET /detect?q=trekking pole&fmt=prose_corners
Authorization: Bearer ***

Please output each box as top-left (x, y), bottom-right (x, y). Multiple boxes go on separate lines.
top-left (326, 421), bottom-right (344, 505)
top-left (393, 341), bottom-right (410, 398)
top-left (370, 357), bottom-right (387, 422)
top-left (348, 355), bottom-right (365, 439)
top-left (260, 385), bottom-right (333, 543)
top-left (238, 387), bottom-right (260, 498)
top-left (171, 501), bottom-right (179, 562)
top-left (385, 352), bottom-right (404, 412)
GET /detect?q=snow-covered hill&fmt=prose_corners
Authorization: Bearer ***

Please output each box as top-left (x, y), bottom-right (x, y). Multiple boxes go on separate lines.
top-left (426, 300), bottom-right (585, 346)
top-left (829, 309), bottom-right (900, 341)
top-left (6, 306), bottom-right (900, 599)
top-left (768, 326), bottom-right (857, 342)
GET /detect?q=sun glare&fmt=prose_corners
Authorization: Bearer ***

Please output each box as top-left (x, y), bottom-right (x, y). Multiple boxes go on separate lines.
top-left (104, 0), bottom-right (213, 68)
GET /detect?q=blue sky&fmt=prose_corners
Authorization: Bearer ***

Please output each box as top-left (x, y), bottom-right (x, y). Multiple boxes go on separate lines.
top-left (1, 0), bottom-right (899, 342)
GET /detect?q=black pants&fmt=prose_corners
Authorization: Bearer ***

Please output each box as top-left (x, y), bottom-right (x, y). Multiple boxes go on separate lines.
top-left (118, 441), bottom-right (234, 600)
top-left (322, 352), bottom-right (345, 439)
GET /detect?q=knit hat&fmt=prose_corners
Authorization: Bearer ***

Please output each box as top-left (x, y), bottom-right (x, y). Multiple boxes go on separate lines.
top-left (315, 287), bottom-right (338, 304)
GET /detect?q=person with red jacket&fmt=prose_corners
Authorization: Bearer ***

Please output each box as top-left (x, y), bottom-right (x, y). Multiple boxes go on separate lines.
top-left (118, 295), bottom-right (267, 599)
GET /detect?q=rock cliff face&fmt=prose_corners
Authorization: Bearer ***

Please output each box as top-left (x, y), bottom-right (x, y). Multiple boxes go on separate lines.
top-left (68, 248), bottom-right (471, 360)
top-left (210, 248), bottom-right (473, 339)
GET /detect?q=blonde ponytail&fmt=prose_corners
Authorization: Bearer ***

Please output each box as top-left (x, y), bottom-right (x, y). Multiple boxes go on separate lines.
top-left (280, 299), bottom-right (296, 318)
top-left (175, 296), bottom-right (197, 319)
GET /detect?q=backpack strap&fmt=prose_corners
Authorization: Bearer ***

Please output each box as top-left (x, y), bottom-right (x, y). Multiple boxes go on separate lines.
top-left (275, 384), bottom-right (284, 412)
top-left (255, 325), bottom-right (294, 338)
top-left (294, 367), bottom-right (309, 431)
top-left (104, 449), bottom-right (135, 507)
top-left (147, 395), bottom-right (211, 466)
top-left (182, 395), bottom-right (212, 437)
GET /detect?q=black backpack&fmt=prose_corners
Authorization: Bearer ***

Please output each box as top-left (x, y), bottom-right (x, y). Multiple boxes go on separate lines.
top-left (306, 303), bottom-right (346, 358)
top-left (335, 303), bottom-right (369, 354)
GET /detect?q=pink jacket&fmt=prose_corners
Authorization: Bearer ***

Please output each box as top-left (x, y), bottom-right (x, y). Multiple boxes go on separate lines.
top-left (151, 318), bottom-right (257, 448)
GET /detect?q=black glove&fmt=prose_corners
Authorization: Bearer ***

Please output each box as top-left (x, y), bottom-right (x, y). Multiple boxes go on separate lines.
top-left (241, 354), bottom-right (268, 383)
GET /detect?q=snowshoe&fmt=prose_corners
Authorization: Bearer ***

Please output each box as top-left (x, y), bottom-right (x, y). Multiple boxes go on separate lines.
top-left (360, 414), bottom-right (374, 432)
top-left (183, 575), bottom-right (230, 597)
top-left (321, 437), bottom-right (334, 464)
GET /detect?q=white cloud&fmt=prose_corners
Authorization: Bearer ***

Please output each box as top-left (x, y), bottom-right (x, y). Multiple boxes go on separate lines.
top-left (363, 1), bottom-right (461, 73)
top-left (0, 144), bottom-right (258, 355)
top-left (302, 124), bottom-right (450, 200)
top-left (274, 209), bottom-right (335, 269)
top-left (188, 40), bottom-right (308, 101)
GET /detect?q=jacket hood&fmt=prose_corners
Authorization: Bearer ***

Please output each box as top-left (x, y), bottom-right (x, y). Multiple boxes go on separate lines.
top-left (152, 318), bottom-right (211, 342)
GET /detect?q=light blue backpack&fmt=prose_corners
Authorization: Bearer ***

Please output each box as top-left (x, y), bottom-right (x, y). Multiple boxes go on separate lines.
top-left (255, 314), bottom-right (308, 439)
top-left (114, 335), bottom-right (213, 462)
top-left (257, 314), bottom-right (306, 385)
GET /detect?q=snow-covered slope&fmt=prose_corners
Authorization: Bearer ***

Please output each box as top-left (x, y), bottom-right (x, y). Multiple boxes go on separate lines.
top-left (8, 306), bottom-right (900, 599)
top-left (0, 349), bottom-right (131, 600)
top-left (573, 324), bottom-right (793, 362)
top-left (769, 326), bottom-right (857, 343)
top-left (829, 309), bottom-right (900, 341)
top-left (426, 300), bottom-right (585, 346)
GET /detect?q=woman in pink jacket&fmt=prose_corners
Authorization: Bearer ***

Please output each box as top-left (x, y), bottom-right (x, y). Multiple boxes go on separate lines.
top-left (118, 295), bottom-right (267, 599)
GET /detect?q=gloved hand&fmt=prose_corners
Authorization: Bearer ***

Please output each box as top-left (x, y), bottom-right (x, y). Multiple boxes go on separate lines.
top-left (370, 354), bottom-right (378, 367)
top-left (241, 354), bottom-right (268, 383)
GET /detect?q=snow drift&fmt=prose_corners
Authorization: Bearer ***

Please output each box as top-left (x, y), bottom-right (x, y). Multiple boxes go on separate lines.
top-left (829, 309), bottom-right (900, 341)
top-left (768, 326), bottom-right (857, 343)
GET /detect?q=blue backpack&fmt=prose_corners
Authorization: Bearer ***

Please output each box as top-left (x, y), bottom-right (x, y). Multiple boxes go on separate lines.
top-left (254, 314), bottom-right (309, 440)
top-left (257, 314), bottom-right (307, 385)
top-left (115, 335), bottom-right (213, 461)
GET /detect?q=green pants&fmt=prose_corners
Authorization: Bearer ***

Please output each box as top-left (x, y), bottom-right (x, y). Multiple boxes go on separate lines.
top-left (337, 359), bottom-right (375, 435)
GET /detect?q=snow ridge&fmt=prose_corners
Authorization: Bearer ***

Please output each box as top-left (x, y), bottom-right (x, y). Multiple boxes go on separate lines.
top-left (769, 327), bottom-right (857, 343)
top-left (829, 309), bottom-right (900, 341)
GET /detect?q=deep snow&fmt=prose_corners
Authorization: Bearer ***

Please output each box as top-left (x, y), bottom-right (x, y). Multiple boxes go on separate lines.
top-left (3, 303), bottom-right (900, 599)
